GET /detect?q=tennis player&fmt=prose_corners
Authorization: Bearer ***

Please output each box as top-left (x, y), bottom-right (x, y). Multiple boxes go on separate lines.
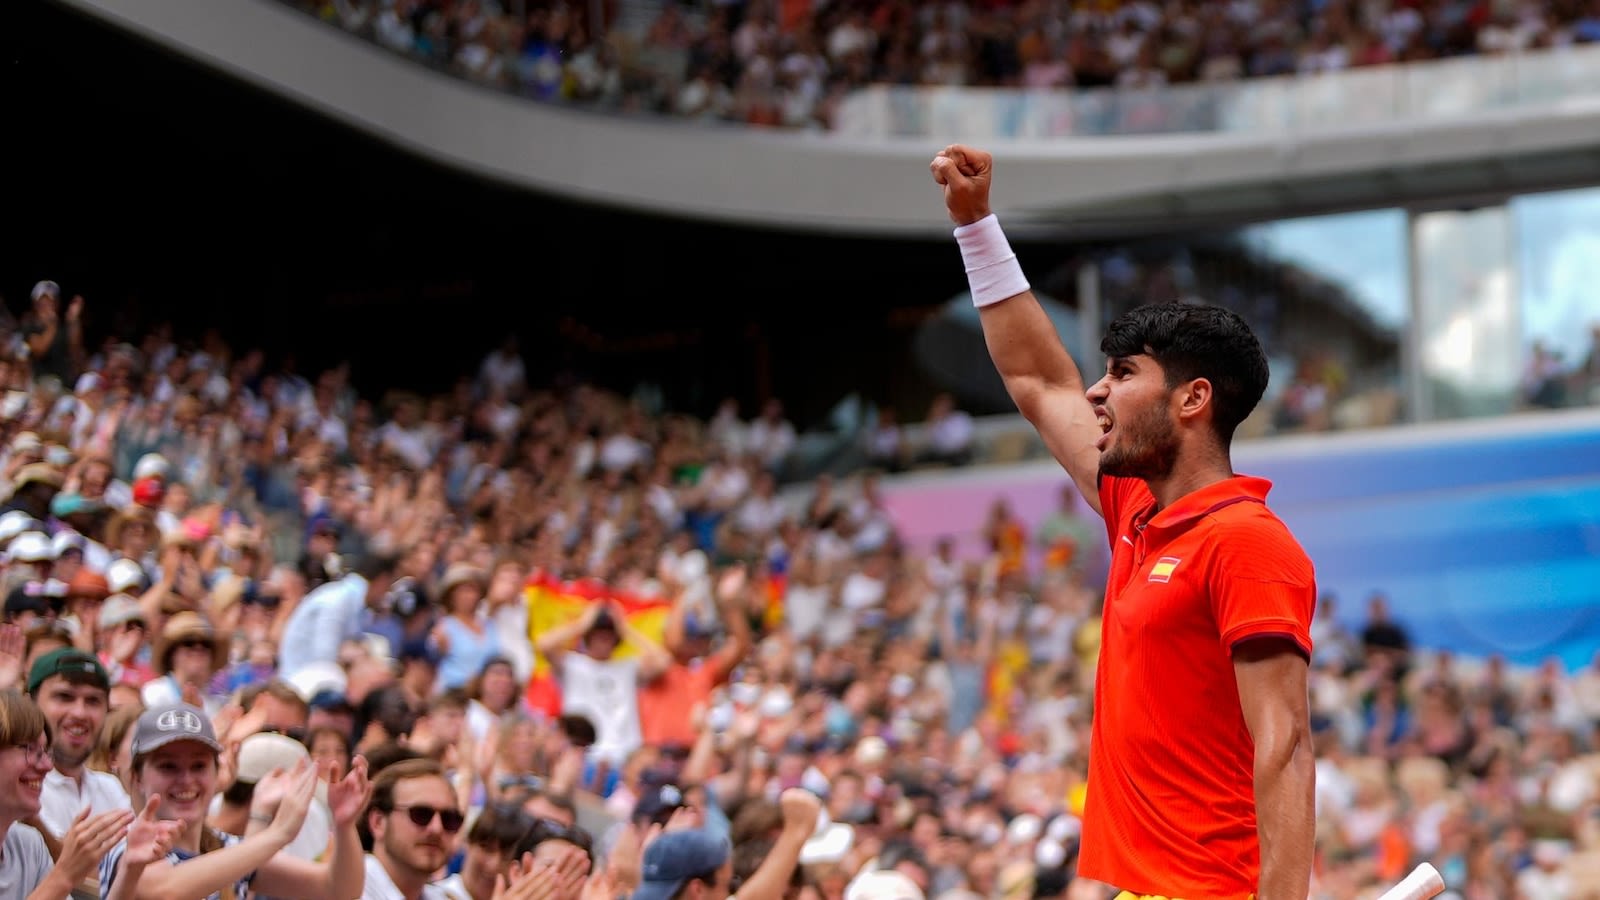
top-left (931, 145), bottom-right (1316, 900)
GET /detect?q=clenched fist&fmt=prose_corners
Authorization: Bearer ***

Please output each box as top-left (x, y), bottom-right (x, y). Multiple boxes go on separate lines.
top-left (929, 144), bottom-right (995, 226)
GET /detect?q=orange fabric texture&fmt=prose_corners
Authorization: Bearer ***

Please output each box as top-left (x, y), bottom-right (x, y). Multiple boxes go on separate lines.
top-left (1078, 475), bottom-right (1316, 898)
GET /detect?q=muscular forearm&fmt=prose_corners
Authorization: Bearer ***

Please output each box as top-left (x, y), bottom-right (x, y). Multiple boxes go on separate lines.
top-left (1255, 733), bottom-right (1315, 900)
top-left (978, 294), bottom-right (1086, 416)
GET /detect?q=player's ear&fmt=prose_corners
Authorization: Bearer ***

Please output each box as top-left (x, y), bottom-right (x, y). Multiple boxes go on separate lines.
top-left (1174, 377), bottom-right (1213, 422)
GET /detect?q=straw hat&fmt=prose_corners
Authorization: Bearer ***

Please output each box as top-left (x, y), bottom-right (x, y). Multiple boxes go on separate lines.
top-left (436, 563), bottom-right (487, 604)
top-left (154, 611), bottom-right (228, 673)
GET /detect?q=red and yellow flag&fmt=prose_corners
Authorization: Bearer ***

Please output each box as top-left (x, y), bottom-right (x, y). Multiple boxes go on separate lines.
top-left (522, 572), bottom-right (673, 716)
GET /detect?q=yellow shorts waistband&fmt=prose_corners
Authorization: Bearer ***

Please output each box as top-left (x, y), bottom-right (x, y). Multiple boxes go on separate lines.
top-left (1113, 883), bottom-right (1248, 890)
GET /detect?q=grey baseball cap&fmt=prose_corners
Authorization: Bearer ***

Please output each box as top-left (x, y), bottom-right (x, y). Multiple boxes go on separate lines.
top-left (131, 703), bottom-right (223, 758)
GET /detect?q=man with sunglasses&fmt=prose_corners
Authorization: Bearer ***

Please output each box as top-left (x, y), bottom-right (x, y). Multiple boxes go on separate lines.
top-left (363, 758), bottom-right (464, 900)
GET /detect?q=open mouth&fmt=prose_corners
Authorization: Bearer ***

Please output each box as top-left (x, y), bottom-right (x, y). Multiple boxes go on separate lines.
top-left (168, 789), bottom-right (202, 804)
top-left (19, 777), bottom-right (42, 792)
top-left (1095, 410), bottom-right (1113, 449)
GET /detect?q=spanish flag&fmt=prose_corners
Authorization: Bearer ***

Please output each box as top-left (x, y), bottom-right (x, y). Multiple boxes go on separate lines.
top-left (522, 572), bottom-right (673, 717)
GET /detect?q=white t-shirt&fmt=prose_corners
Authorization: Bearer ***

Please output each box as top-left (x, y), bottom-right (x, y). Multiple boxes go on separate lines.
top-left (433, 873), bottom-right (471, 900)
top-left (361, 853), bottom-right (449, 900)
top-left (559, 653), bottom-right (642, 765)
top-left (40, 768), bottom-right (131, 839)
top-left (0, 824), bottom-right (54, 898)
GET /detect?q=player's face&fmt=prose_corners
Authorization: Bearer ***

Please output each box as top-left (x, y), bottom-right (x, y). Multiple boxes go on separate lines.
top-left (1089, 355), bottom-right (1180, 480)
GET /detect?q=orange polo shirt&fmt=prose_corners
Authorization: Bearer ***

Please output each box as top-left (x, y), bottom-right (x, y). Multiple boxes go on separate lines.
top-left (1078, 475), bottom-right (1315, 899)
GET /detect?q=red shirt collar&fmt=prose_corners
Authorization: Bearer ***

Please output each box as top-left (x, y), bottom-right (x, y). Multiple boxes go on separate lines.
top-left (1138, 475), bottom-right (1273, 533)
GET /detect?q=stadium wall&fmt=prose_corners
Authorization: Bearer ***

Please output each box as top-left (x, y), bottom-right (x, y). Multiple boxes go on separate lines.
top-left (875, 407), bottom-right (1600, 669)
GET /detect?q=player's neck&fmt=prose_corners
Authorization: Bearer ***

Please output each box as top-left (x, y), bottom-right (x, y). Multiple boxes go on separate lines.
top-left (1144, 451), bottom-right (1235, 510)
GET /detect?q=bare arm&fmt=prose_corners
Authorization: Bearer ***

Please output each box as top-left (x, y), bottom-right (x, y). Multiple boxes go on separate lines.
top-left (663, 591), bottom-right (690, 657)
top-left (734, 790), bottom-right (819, 900)
top-left (534, 602), bottom-right (601, 667)
top-left (931, 145), bottom-right (1104, 516)
top-left (706, 573), bottom-right (753, 684)
top-left (119, 830), bottom-right (285, 900)
top-left (617, 614), bottom-right (672, 683)
top-left (250, 821), bottom-right (364, 900)
top-left (1234, 638), bottom-right (1315, 900)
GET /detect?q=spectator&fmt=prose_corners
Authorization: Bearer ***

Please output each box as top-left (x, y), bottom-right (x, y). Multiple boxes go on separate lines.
top-left (535, 600), bottom-right (671, 768)
top-left (916, 393), bottom-right (975, 467)
top-left (26, 647), bottom-right (131, 850)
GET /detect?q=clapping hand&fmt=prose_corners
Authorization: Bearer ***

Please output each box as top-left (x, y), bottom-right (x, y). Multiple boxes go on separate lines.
top-left (56, 807), bottom-right (135, 885)
top-left (0, 623), bottom-right (23, 690)
top-left (270, 759), bottom-right (319, 841)
top-left (325, 755), bottom-right (372, 828)
top-left (493, 850), bottom-right (589, 900)
top-left (123, 796), bottom-right (183, 867)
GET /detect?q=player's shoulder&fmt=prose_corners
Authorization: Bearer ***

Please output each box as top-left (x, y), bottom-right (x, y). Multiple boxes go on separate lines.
top-left (1198, 500), bottom-right (1312, 567)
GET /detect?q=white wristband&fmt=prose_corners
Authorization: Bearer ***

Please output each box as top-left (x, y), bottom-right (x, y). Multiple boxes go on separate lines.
top-left (954, 214), bottom-right (1030, 308)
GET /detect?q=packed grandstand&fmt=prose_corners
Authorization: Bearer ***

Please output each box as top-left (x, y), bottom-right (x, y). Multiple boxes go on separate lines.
top-left (2, 279), bottom-right (1600, 899)
top-left (289, 0), bottom-right (1600, 127)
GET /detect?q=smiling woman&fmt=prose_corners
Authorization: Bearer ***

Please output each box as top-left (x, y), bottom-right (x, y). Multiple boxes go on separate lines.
top-left (101, 702), bottom-right (371, 900)
top-left (0, 689), bottom-right (61, 896)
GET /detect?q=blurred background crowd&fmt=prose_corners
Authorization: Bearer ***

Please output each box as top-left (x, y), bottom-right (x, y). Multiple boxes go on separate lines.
top-left (286, 0), bottom-right (1600, 127)
top-left (2, 279), bottom-right (1600, 900)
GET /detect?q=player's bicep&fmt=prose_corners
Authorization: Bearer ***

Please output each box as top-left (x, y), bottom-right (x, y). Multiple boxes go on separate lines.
top-left (1024, 386), bottom-right (1103, 518)
top-left (1232, 638), bottom-right (1311, 748)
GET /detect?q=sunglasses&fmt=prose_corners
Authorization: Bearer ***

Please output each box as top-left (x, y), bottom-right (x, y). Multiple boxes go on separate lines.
top-left (393, 805), bottom-right (465, 833)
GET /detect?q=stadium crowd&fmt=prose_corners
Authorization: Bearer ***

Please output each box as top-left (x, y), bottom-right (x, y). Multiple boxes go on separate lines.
top-left (288, 0), bottom-right (1600, 128)
top-left (2, 277), bottom-right (1600, 900)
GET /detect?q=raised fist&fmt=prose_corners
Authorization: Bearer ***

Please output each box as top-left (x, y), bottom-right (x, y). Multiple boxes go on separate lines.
top-left (929, 144), bottom-right (995, 227)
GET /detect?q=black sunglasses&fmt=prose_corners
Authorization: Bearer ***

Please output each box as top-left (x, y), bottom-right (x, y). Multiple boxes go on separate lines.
top-left (394, 804), bottom-right (465, 833)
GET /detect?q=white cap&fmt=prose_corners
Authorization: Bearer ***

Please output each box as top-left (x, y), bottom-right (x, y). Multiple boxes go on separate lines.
top-left (728, 681), bottom-right (760, 707)
top-left (1034, 840), bottom-right (1066, 869)
top-left (759, 688), bottom-right (794, 719)
top-left (800, 766), bottom-right (831, 797)
top-left (237, 731), bottom-right (310, 783)
top-left (889, 673), bottom-right (916, 699)
top-left (133, 453), bottom-right (170, 481)
top-left (1045, 814), bottom-right (1080, 843)
top-left (800, 813), bottom-right (855, 866)
top-left (74, 372), bottom-right (103, 395)
top-left (236, 732), bottom-right (328, 803)
top-left (286, 661), bottom-right (348, 703)
top-left (107, 558), bottom-right (146, 595)
top-left (51, 531), bottom-right (86, 559)
top-left (854, 736), bottom-right (888, 767)
top-left (1005, 814), bottom-right (1042, 845)
top-left (0, 511), bottom-right (37, 544)
top-left (6, 532), bottom-right (55, 564)
top-left (706, 703), bottom-right (735, 733)
top-left (844, 870), bottom-right (924, 900)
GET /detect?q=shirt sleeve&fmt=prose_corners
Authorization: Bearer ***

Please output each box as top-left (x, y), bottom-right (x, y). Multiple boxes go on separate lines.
top-left (1207, 517), bottom-right (1317, 656)
top-left (98, 839), bottom-right (126, 899)
top-left (306, 598), bottom-right (347, 665)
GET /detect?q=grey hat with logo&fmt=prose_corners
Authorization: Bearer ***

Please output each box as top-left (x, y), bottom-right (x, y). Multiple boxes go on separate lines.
top-left (130, 703), bottom-right (223, 758)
